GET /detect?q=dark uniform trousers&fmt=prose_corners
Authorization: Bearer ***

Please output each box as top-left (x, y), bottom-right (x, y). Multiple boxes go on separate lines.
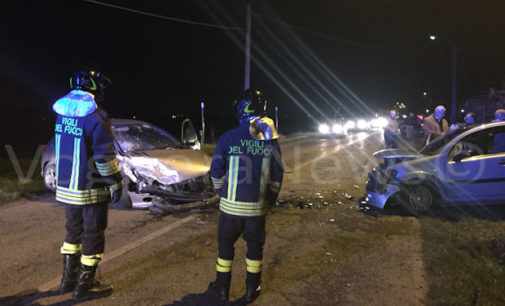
top-left (64, 203), bottom-right (108, 256)
top-left (218, 213), bottom-right (266, 264)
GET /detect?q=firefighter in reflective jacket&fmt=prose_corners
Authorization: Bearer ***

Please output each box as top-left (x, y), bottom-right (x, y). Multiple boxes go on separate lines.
top-left (207, 89), bottom-right (284, 303)
top-left (53, 70), bottom-right (123, 302)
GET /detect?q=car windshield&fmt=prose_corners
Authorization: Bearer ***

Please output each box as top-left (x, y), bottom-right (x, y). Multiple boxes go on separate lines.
top-left (112, 124), bottom-right (181, 152)
top-left (419, 128), bottom-right (467, 155)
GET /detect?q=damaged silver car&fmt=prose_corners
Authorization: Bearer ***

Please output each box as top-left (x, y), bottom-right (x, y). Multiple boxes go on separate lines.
top-left (364, 121), bottom-right (505, 212)
top-left (41, 118), bottom-right (216, 210)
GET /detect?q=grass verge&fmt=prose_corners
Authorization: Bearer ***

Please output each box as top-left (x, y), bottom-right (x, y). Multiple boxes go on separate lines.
top-left (421, 216), bottom-right (505, 305)
top-left (0, 158), bottom-right (45, 203)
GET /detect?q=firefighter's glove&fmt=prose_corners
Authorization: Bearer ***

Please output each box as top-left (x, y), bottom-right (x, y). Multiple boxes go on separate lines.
top-left (109, 180), bottom-right (124, 203)
top-left (266, 182), bottom-right (281, 206)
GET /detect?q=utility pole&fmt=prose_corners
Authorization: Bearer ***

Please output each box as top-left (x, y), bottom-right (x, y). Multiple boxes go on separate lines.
top-left (201, 102), bottom-right (205, 146)
top-left (451, 45), bottom-right (458, 123)
top-left (275, 106), bottom-right (279, 131)
top-left (430, 35), bottom-right (458, 123)
top-left (244, 2), bottom-right (251, 90)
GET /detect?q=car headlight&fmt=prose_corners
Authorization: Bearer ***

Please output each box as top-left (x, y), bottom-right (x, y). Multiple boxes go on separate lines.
top-left (345, 120), bottom-right (356, 129)
top-left (128, 157), bottom-right (180, 185)
top-left (357, 119), bottom-right (368, 130)
top-left (319, 123), bottom-right (330, 134)
top-left (332, 123), bottom-right (343, 134)
top-left (377, 117), bottom-right (388, 128)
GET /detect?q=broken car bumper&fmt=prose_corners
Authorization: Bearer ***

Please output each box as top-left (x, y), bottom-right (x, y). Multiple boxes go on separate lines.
top-left (365, 185), bottom-right (400, 209)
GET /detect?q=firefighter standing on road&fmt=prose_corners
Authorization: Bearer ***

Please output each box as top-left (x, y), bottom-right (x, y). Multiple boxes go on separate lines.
top-left (53, 70), bottom-right (123, 302)
top-left (207, 89), bottom-right (284, 303)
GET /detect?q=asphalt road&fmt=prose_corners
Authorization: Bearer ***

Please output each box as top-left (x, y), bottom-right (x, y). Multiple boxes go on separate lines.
top-left (0, 130), bottom-right (428, 305)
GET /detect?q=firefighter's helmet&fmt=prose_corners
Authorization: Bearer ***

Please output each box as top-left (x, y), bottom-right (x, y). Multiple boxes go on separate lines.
top-left (70, 70), bottom-right (111, 101)
top-left (235, 89), bottom-right (267, 121)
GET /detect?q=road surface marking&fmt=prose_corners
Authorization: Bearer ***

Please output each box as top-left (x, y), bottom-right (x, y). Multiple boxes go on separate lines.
top-left (38, 215), bottom-right (196, 291)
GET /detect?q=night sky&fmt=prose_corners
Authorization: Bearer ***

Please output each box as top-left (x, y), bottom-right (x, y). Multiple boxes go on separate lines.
top-left (2, 0), bottom-right (505, 153)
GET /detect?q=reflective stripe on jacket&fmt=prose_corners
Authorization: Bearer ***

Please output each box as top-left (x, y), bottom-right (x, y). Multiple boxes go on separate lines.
top-left (53, 90), bottom-right (123, 206)
top-left (210, 118), bottom-right (283, 217)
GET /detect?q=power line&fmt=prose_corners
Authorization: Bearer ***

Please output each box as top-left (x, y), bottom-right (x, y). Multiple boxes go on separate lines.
top-left (254, 13), bottom-right (393, 51)
top-left (82, 0), bottom-right (244, 30)
top-left (83, 0), bottom-right (398, 51)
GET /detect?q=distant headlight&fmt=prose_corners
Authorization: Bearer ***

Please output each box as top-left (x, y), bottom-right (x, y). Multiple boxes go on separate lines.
top-left (345, 120), bottom-right (356, 129)
top-left (371, 118), bottom-right (380, 128)
top-left (377, 117), bottom-right (388, 128)
top-left (357, 119), bottom-right (368, 130)
top-left (319, 123), bottom-right (330, 134)
top-left (332, 123), bottom-right (343, 134)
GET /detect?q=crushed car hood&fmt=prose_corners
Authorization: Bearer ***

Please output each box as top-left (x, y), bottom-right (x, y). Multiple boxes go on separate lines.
top-left (373, 149), bottom-right (423, 159)
top-left (125, 149), bottom-right (212, 185)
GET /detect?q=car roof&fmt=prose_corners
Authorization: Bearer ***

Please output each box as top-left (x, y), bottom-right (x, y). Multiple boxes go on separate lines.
top-left (110, 118), bottom-right (152, 126)
top-left (464, 121), bottom-right (505, 132)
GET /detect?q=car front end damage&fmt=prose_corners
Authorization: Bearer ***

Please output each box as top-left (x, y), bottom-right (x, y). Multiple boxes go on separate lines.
top-left (365, 165), bottom-right (401, 209)
top-left (119, 149), bottom-right (217, 210)
top-left (363, 149), bottom-right (422, 209)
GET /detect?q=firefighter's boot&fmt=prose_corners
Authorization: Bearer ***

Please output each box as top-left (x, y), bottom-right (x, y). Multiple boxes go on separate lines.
top-left (245, 271), bottom-right (261, 304)
top-left (59, 254), bottom-right (80, 294)
top-left (72, 264), bottom-right (113, 302)
top-left (207, 272), bottom-right (231, 301)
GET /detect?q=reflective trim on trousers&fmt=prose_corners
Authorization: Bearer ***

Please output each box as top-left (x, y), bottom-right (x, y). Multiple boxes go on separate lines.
top-left (60, 241), bottom-right (82, 255)
top-left (81, 253), bottom-right (104, 266)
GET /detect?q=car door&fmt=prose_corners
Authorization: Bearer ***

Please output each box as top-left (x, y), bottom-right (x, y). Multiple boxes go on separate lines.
top-left (445, 126), bottom-right (505, 203)
top-left (181, 118), bottom-right (201, 150)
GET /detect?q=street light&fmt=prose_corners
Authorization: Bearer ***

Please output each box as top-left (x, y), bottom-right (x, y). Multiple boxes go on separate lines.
top-left (201, 102), bottom-right (205, 146)
top-left (429, 34), bottom-right (458, 123)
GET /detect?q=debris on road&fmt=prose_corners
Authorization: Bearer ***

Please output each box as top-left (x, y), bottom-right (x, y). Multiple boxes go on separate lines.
top-left (358, 196), bottom-right (379, 217)
top-left (149, 207), bottom-right (165, 215)
top-left (343, 193), bottom-right (354, 200)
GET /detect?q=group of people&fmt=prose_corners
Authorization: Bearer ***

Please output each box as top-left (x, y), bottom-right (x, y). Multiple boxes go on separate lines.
top-left (383, 104), bottom-right (505, 149)
top-left (51, 70), bottom-right (283, 303)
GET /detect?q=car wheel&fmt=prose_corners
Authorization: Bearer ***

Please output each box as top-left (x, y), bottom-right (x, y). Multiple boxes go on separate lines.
top-left (43, 163), bottom-right (57, 193)
top-left (405, 184), bottom-right (435, 212)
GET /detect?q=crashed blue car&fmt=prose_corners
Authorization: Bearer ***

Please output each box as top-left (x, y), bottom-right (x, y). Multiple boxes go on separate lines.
top-left (365, 121), bottom-right (505, 212)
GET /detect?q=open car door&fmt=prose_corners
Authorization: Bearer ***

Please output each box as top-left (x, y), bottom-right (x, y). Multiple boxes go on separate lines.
top-left (181, 118), bottom-right (201, 150)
